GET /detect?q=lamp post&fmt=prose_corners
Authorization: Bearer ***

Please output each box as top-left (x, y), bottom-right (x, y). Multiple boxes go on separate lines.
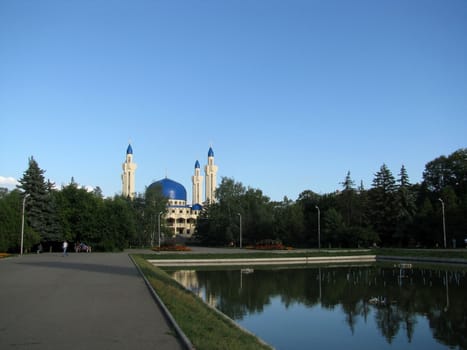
top-left (438, 198), bottom-right (446, 248)
top-left (20, 193), bottom-right (30, 256)
top-left (151, 214), bottom-right (155, 247)
top-left (237, 213), bottom-right (242, 249)
top-left (158, 211), bottom-right (163, 248)
top-left (315, 205), bottom-right (321, 249)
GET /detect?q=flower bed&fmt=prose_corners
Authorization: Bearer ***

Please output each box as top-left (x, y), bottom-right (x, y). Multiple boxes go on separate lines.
top-left (152, 245), bottom-right (192, 252)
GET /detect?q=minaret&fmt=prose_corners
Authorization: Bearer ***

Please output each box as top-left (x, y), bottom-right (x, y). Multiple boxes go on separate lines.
top-left (204, 147), bottom-right (218, 204)
top-left (122, 144), bottom-right (137, 199)
top-left (192, 160), bottom-right (203, 205)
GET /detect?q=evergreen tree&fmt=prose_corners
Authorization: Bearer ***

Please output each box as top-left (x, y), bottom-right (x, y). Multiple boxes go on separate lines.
top-left (394, 165), bottom-right (416, 245)
top-left (45, 180), bottom-right (62, 241)
top-left (368, 164), bottom-right (397, 245)
top-left (355, 180), bottom-right (369, 226)
top-left (17, 157), bottom-right (52, 241)
top-left (340, 171), bottom-right (355, 226)
top-left (341, 171), bottom-right (355, 191)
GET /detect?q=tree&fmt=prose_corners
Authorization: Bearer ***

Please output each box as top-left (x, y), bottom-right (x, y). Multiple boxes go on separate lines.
top-left (422, 148), bottom-right (467, 197)
top-left (144, 184), bottom-right (168, 246)
top-left (422, 149), bottom-right (467, 247)
top-left (97, 196), bottom-right (137, 251)
top-left (197, 178), bottom-right (275, 246)
top-left (0, 190), bottom-right (22, 252)
top-left (272, 198), bottom-right (305, 246)
top-left (340, 171), bottom-right (356, 226)
top-left (394, 165), bottom-right (416, 245)
top-left (17, 157), bottom-right (52, 242)
top-left (205, 177), bottom-right (246, 245)
top-left (297, 190), bottom-right (322, 246)
top-left (368, 164), bottom-right (397, 245)
top-left (54, 180), bottom-right (100, 243)
top-left (242, 188), bottom-right (274, 243)
top-left (323, 208), bottom-right (345, 247)
top-left (130, 195), bottom-right (149, 247)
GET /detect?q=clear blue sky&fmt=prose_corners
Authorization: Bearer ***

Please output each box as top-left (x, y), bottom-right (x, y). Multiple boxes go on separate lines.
top-left (1, 0), bottom-right (466, 202)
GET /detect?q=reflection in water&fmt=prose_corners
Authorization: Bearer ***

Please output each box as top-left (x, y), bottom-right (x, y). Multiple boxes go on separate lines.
top-left (170, 265), bottom-right (467, 350)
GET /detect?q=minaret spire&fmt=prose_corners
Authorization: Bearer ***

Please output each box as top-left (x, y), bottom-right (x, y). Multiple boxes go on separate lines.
top-left (121, 143), bottom-right (137, 199)
top-left (204, 146), bottom-right (218, 204)
top-left (192, 160), bottom-right (203, 205)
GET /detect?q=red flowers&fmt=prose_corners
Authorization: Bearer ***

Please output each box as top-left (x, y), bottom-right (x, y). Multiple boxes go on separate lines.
top-left (152, 245), bottom-right (192, 252)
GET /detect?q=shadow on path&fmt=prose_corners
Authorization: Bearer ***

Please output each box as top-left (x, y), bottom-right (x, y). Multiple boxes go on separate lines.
top-left (16, 260), bottom-right (138, 277)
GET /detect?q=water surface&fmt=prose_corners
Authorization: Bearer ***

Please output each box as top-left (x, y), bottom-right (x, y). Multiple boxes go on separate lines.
top-left (169, 264), bottom-right (467, 349)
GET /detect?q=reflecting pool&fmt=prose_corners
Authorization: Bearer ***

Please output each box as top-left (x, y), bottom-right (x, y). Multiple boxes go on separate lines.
top-left (168, 264), bottom-right (467, 349)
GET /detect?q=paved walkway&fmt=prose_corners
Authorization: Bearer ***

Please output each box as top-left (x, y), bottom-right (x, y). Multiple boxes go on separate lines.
top-left (0, 251), bottom-right (184, 350)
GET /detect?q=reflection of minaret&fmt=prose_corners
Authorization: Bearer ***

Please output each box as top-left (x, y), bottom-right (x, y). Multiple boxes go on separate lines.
top-left (204, 147), bottom-right (218, 204)
top-left (122, 144), bottom-right (137, 199)
top-left (192, 160), bottom-right (203, 205)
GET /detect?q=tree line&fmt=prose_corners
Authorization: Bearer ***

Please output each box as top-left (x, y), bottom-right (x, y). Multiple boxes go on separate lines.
top-left (1, 148), bottom-right (466, 252)
top-left (0, 157), bottom-right (167, 252)
top-left (197, 148), bottom-right (467, 248)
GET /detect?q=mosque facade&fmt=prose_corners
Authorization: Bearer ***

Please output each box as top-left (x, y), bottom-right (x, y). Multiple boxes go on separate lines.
top-left (121, 144), bottom-right (218, 237)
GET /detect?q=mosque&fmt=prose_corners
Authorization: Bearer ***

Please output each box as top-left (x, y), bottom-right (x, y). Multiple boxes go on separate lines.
top-left (121, 144), bottom-right (218, 237)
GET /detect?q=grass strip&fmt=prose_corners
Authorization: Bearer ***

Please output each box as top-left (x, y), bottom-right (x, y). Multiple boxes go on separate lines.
top-left (132, 255), bottom-right (272, 350)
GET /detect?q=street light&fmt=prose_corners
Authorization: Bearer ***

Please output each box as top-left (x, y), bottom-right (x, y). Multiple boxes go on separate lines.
top-left (315, 205), bottom-right (321, 249)
top-left (438, 198), bottom-right (446, 248)
top-left (237, 213), bottom-right (242, 249)
top-left (151, 214), bottom-right (156, 247)
top-left (20, 193), bottom-right (30, 256)
top-left (158, 211), bottom-right (163, 248)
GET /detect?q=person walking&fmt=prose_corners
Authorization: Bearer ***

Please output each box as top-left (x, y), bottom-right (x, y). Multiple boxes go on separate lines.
top-left (62, 240), bottom-right (68, 256)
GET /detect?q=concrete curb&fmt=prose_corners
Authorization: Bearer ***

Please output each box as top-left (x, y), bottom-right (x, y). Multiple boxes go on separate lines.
top-left (376, 255), bottom-right (467, 266)
top-left (129, 255), bottom-right (195, 350)
top-left (148, 255), bottom-right (377, 266)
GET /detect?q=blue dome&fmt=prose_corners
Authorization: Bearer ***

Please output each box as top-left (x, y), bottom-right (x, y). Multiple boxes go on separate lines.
top-left (126, 144), bottom-right (133, 155)
top-left (195, 160), bottom-right (200, 169)
top-left (208, 147), bottom-right (214, 157)
top-left (192, 203), bottom-right (203, 211)
top-left (149, 178), bottom-right (187, 201)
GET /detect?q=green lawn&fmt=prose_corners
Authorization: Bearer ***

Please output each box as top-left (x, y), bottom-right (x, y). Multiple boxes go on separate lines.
top-left (132, 255), bottom-right (272, 350)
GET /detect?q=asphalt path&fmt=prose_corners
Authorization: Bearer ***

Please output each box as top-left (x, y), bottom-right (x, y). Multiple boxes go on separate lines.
top-left (0, 251), bottom-right (184, 350)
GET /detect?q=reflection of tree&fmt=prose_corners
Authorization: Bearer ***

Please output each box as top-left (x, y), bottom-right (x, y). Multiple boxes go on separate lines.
top-left (171, 266), bottom-right (467, 348)
top-left (397, 280), bottom-right (418, 342)
top-left (375, 304), bottom-right (402, 343)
